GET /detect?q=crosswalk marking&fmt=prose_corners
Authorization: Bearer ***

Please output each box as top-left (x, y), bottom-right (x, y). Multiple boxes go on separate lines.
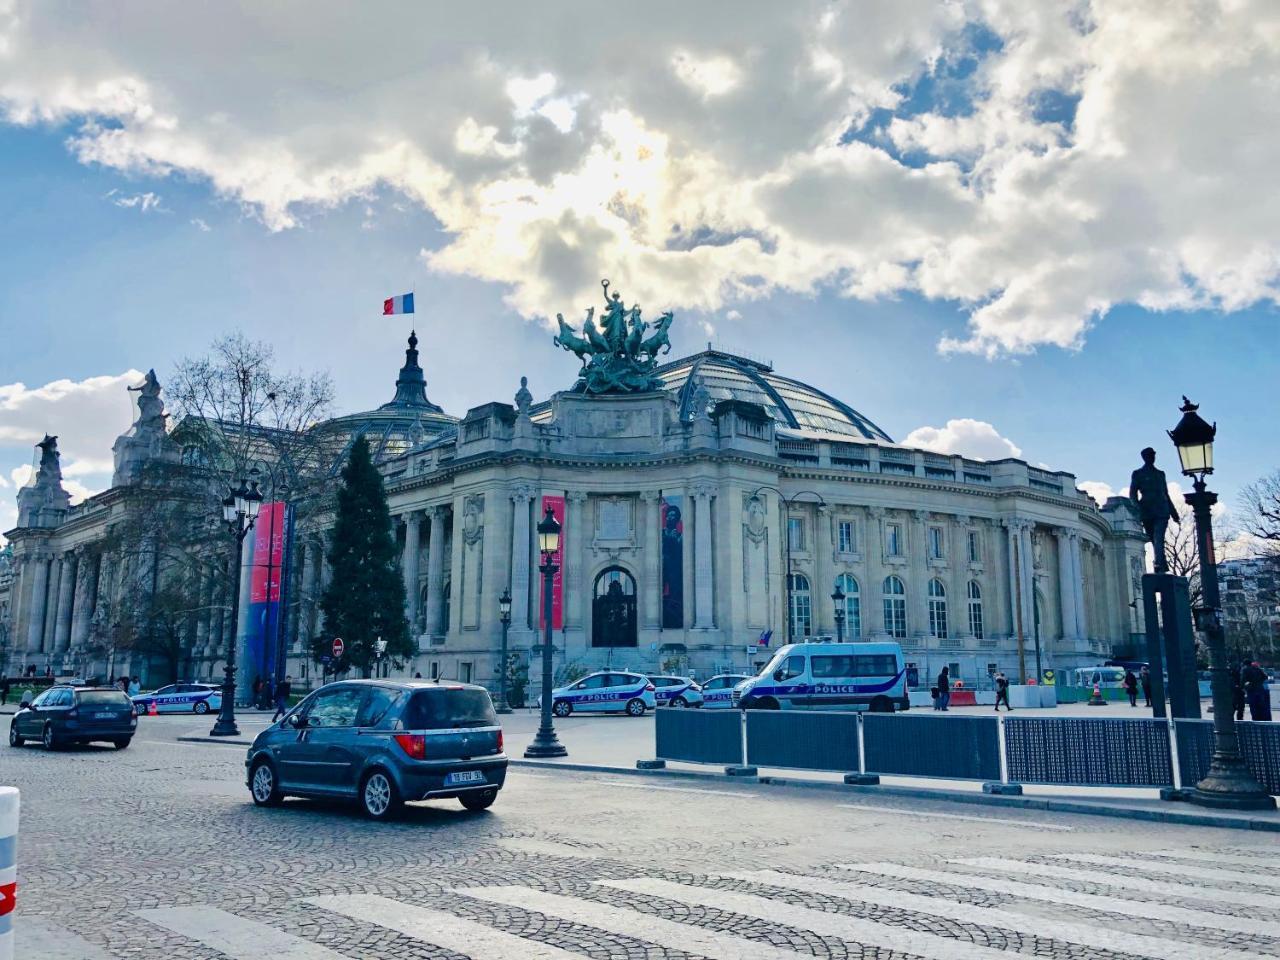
top-left (952, 856), bottom-right (1280, 910)
top-left (840, 862), bottom-right (1280, 937)
top-left (307, 893), bottom-right (582, 959)
top-left (728, 869), bottom-right (1262, 960)
top-left (602, 877), bottom-right (1016, 959)
top-left (836, 803), bottom-right (1075, 831)
top-left (1053, 852), bottom-right (1280, 889)
top-left (461, 884), bottom-right (807, 960)
top-left (1149, 848), bottom-right (1280, 870)
top-left (20, 921), bottom-right (115, 960)
top-left (137, 906), bottom-right (347, 959)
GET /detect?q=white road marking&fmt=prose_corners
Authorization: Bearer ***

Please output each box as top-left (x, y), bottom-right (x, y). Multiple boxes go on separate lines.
top-left (1054, 852), bottom-right (1280, 889)
top-left (19, 922), bottom-right (115, 959)
top-left (840, 862), bottom-right (1280, 937)
top-left (952, 856), bottom-right (1280, 910)
top-left (137, 906), bottom-right (348, 959)
top-left (308, 893), bottom-right (582, 959)
top-left (462, 884), bottom-right (807, 960)
top-left (1149, 848), bottom-right (1280, 870)
top-left (602, 877), bottom-right (1014, 959)
top-left (836, 803), bottom-right (1074, 831)
top-left (594, 779), bottom-right (759, 799)
top-left (729, 869), bottom-right (1262, 960)
top-left (496, 837), bottom-right (604, 859)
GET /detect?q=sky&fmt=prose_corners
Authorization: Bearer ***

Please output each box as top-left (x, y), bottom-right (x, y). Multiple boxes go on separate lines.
top-left (1, 1), bottom-right (1278, 543)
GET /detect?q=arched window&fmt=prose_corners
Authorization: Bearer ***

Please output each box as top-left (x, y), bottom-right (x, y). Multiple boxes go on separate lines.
top-left (592, 566), bottom-right (637, 647)
top-left (967, 581), bottom-right (984, 639)
top-left (835, 574), bottom-right (861, 638)
top-left (882, 575), bottom-right (906, 639)
top-left (927, 579), bottom-right (948, 639)
top-left (788, 573), bottom-right (812, 639)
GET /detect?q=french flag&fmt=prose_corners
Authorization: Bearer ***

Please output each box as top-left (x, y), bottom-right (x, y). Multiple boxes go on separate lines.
top-left (383, 293), bottom-right (414, 315)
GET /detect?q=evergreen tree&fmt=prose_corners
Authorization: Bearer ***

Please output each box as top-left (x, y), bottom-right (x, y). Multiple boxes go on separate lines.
top-left (318, 437), bottom-right (409, 675)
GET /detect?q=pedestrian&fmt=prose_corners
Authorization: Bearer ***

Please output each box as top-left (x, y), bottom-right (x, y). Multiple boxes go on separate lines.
top-left (252, 676), bottom-right (264, 710)
top-left (936, 666), bottom-right (951, 711)
top-left (994, 671), bottom-right (1012, 711)
top-left (1140, 665), bottom-right (1152, 707)
top-left (1243, 661), bottom-right (1271, 722)
top-left (413, 671), bottom-right (422, 679)
top-left (1123, 668), bottom-right (1138, 707)
top-left (1232, 662), bottom-right (1247, 720)
top-left (0, 676), bottom-right (9, 706)
top-left (128, 676), bottom-right (140, 697)
top-left (272, 675), bottom-right (292, 722)
top-left (264, 677), bottom-right (276, 711)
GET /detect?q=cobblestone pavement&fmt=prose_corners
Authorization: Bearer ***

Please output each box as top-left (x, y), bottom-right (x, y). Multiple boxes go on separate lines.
top-left (6, 721), bottom-right (1279, 959)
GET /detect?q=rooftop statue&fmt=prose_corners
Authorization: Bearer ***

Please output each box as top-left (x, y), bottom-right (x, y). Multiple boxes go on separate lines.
top-left (553, 279), bottom-right (674, 394)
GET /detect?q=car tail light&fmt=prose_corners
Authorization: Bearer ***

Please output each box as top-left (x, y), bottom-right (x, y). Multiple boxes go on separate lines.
top-left (131, 705), bottom-right (138, 718)
top-left (394, 733), bottom-right (426, 760)
top-left (496, 729), bottom-right (504, 753)
top-left (645, 683), bottom-right (655, 692)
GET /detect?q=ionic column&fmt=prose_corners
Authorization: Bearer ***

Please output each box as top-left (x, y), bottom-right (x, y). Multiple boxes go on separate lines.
top-left (866, 507), bottom-right (886, 636)
top-left (909, 510), bottom-right (929, 639)
top-left (1056, 527), bottom-right (1079, 642)
top-left (507, 488), bottom-right (534, 631)
top-left (640, 492), bottom-right (662, 628)
top-left (402, 512), bottom-right (422, 632)
top-left (42, 557), bottom-right (62, 652)
top-left (1004, 520), bottom-right (1024, 639)
top-left (25, 555), bottom-right (49, 652)
top-left (1071, 534), bottom-right (1087, 640)
top-left (425, 505), bottom-right (449, 636)
top-left (692, 483), bottom-right (715, 629)
top-left (53, 552), bottom-right (76, 652)
top-left (563, 492), bottom-right (588, 629)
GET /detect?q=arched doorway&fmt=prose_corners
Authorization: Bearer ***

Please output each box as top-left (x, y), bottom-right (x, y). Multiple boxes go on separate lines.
top-left (592, 567), bottom-right (637, 648)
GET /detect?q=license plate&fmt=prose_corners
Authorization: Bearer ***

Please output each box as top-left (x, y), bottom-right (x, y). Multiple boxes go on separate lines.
top-left (445, 770), bottom-right (485, 786)
top-left (94, 712), bottom-right (116, 719)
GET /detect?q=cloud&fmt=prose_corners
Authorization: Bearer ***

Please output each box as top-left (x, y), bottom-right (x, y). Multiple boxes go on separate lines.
top-left (190, 217), bottom-right (211, 232)
top-left (901, 418), bottom-right (1022, 460)
top-left (1079, 480), bottom-right (1118, 508)
top-left (2, 3), bottom-right (1278, 353)
top-left (106, 188), bottom-right (164, 212)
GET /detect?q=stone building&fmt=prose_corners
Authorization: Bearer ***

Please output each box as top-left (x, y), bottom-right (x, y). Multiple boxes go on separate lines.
top-left (1, 322), bottom-right (1148, 692)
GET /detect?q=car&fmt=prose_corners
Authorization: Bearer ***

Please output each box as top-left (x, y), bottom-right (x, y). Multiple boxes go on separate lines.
top-left (245, 679), bottom-right (507, 819)
top-left (9, 685), bottom-right (137, 750)
top-left (544, 671), bottom-right (657, 717)
top-left (734, 642), bottom-right (909, 712)
top-left (647, 675), bottom-right (704, 708)
top-left (699, 673), bottom-right (752, 709)
top-left (133, 682), bottom-right (223, 715)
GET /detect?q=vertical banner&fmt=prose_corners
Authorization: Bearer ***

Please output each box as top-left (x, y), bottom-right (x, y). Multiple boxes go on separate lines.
top-left (661, 494), bottom-right (684, 629)
top-left (539, 494), bottom-right (565, 630)
top-left (247, 502), bottom-right (290, 685)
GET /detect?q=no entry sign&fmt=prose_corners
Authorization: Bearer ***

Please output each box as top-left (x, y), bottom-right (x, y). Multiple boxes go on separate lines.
top-left (332, 637), bottom-right (345, 659)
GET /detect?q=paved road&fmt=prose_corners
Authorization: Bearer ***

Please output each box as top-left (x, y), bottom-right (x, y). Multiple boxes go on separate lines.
top-left (7, 713), bottom-right (1280, 959)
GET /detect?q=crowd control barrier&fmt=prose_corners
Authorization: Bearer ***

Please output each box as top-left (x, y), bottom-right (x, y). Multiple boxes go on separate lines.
top-left (653, 709), bottom-right (1280, 796)
top-left (0, 787), bottom-right (16, 960)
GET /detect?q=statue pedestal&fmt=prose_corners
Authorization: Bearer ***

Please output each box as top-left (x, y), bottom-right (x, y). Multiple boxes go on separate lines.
top-left (1141, 573), bottom-right (1200, 719)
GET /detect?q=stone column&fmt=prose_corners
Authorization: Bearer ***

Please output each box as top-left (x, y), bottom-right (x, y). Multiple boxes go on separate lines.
top-left (194, 562), bottom-right (211, 653)
top-left (909, 510), bottom-right (929, 640)
top-left (42, 557), bottom-right (62, 652)
top-left (692, 483), bottom-right (716, 629)
top-left (1056, 527), bottom-right (1079, 642)
top-left (813, 504), bottom-right (833, 634)
top-left (563, 492), bottom-right (588, 630)
top-left (865, 507), bottom-right (886, 636)
top-left (1071, 534), bottom-right (1087, 641)
top-left (52, 552), bottom-right (76, 652)
top-left (507, 487), bottom-right (534, 631)
top-left (70, 551), bottom-right (95, 648)
top-left (640, 492), bottom-right (662, 629)
top-left (1019, 523), bottom-right (1036, 643)
top-left (402, 512), bottom-right (422, 633)
top-left (297, 540), bottom-right (316, 647)
top-left (25, 555), bottom-right (49, 652)
top-left (1004, 520), bottom-right (1023, 641)
top-left (425, 505), bottom-right (449, 637)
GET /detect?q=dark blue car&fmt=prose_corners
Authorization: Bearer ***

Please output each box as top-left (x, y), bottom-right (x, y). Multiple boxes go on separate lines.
top-left (9, 685), bottom-right (137, 750)
top-left (245, 679), bottom-right (507, 819)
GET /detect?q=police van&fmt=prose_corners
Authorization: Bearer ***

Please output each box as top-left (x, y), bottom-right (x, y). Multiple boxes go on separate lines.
top-left (733, 642), bottom-right (908, 712)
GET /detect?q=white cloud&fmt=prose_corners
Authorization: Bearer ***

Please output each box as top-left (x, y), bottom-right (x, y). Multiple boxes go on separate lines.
top-left (1, 2), bottom-right (1277, 352)
top-left (106, 188), bottom-right (164, 212)
top-left (190, 217), bottom-right (211, 232)
top-left (901, 418), bottom-right (1022, 460)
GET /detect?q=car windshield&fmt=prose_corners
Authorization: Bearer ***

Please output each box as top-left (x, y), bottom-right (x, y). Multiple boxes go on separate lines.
top-left (405, 689), bottom-right (497, 729)
top-left (77, 690), bottom-right (130, 705)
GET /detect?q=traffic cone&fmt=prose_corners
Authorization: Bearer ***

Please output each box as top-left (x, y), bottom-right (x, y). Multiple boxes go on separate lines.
top-left (1087, 682), bottom-right (1107, 707)
top-left (147, 700), bottom-right (158, 717)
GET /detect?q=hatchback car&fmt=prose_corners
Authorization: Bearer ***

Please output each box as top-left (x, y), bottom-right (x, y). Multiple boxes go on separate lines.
top-left (545, 671), bottom-right (656, 717)
top-left (245, 679), bottom-right (507, 820)
top-left (699, 674), bottom-right (752, 708)
top-left (9, 685), bottom-right (137, 750)
top-left (133, 682), bottom-right (222, 715)
top-left (647, 675), bottom-right (704, 708)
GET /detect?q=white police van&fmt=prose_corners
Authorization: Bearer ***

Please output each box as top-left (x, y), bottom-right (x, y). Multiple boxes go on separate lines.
top-left (545, 671), bottom-right (657, 717)
top-left (700, 674), bottom-right (752, 709)
top-left (647, 675), bottom-right (704, 708)
top-left (733, 642), bottom-right (908, 712)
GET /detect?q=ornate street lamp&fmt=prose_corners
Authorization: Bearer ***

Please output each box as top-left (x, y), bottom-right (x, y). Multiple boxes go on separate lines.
top-left (525, 505), bottom-right (567, 757)
top-left (496, 588), bottom-right (513, 714)
top-left (1168, 398), bottom-right (1274, 810)
top-left (210, 472), bottom-right (263, 737)
top-left (831, 583), bottom-right (846, 644)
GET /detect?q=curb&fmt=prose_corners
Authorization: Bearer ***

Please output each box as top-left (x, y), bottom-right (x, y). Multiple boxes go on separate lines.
top-left (509, 759), bottom-right (1280, 832)
top-left (175, 736), bottom-right (253, 747)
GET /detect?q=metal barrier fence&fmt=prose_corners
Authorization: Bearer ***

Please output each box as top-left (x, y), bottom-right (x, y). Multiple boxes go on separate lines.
top-left (652, 708), bottom-right (1280, 795)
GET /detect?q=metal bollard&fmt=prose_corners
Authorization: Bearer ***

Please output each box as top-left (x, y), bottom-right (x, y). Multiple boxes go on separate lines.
top-left (0, 786), bottom-right (17, 960)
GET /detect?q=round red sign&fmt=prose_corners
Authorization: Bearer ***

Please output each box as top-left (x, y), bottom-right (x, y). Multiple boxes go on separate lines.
top-left (332, 637), bottom-right (345, 658)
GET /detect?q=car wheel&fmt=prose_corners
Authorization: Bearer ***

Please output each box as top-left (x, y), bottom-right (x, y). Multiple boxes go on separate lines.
top-left (249, 758), bottom-right (282, 807)
top-left (360, 770), bottom-right (401, 820)
top-left (552, 699), bottom-right (572, 718)
top-left (869, 696), bottom-right (893, 713)
top-left (459, 789), bottom-right (497, 812)
top-left (672, 697), bottom-right (687, 708)
top-left (625, 698), bottom-right (646, 717)
top-left (113, 738), bottom-right (131, 750)
top-left (42, 723), bottom-right (58, 750)
top-left (194, 701), bottom-right (210, 715)
top-left (8, 724), bottom-right (23, 748)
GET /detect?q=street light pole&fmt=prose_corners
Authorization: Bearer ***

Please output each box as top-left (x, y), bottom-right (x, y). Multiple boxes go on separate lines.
top-left (832, 584), bottom-right (846, 644)
top-left (211, 473), bottom-right (263, 738)
top-left (496, 588), bottom-right (512, 714)
top-left (525, 506), bottom-right (567, 758)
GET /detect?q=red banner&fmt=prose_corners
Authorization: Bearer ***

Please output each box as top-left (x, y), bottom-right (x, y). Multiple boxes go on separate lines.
top-left (249, 502), bottom-right (287, 604)
top-left (539, 494), bottom-right (565, 630)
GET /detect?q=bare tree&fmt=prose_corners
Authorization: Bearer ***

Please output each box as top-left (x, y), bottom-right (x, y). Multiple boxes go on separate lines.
top-left (1240, 470), bottom-right (1280, 555)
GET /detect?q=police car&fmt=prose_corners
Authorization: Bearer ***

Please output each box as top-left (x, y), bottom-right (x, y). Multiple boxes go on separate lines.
top-left (734, 642), bottom-right (908, 712)
top-left (132, 683), bottom-right (223, 715)
top-left (647, 675), bottom-right (704, 707)
top-left (543, 671), bottom-right (657, 717)
top-left (699, 673), bottom-right (752, 709)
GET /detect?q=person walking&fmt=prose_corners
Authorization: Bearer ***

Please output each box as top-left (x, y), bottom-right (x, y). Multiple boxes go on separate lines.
top-left (1122, 668), bottom-right (1139, 707)
top-left (128, 676), bottom-right (140, 697)
top-left (936, 666), bottom-right (951, 711)
top-left (1140, 665), bottom-right (1152, 707)
top-left (0, 676), bottom-right (9, 706)
top-left (1232, 661), bottom-right (1247, 721)
top-left (994, 671), bottom-right (1012, 712)
top-left (272, 675), bottom-right (293, 722)
top-left (1243, 661), bottom-right (1271, 722)
top-left (251, 676), bottom-right (264, 710)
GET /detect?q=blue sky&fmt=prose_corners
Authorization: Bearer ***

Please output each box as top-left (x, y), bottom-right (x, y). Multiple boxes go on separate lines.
top-left (2, 3), bottom-right (1278, 538)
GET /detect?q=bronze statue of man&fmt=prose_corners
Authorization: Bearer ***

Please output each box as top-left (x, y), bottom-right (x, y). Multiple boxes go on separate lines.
top-left (1129, 447), bottom-right (1180, 574)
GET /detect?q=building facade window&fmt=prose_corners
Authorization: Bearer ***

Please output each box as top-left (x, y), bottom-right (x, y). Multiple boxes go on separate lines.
top-left (885, 522), bottom-right (902, 556)
top-left (835, 573), bottom-right (861, 638)
top-left (787, 517), bottom-right (806, 551)
top-left (882, 575), bottom-right (906, 639)
top-left (968, 530), bottom-right (980, 563)
top-left (927, 578), bottom-right (948, 638)
top-left (788, 573), bottom-right (812, 638)
top-left (967, 580), bottom-right (984, 639)
top-left (929, 526), bottom-right (945, 560)
top-left (838, 520), bottom-right (856, 554)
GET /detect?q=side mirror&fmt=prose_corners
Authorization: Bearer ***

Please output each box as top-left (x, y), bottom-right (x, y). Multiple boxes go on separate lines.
top-left (773, 670), bottom-right (785, 682)
top-left (18, 701), bottom-right (30, 710)
top-left (288, 713), bottom-right (306, 728)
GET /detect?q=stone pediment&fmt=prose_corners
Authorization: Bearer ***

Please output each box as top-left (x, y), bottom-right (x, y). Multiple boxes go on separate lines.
top-left (546, 390), bottom-right (675, 456)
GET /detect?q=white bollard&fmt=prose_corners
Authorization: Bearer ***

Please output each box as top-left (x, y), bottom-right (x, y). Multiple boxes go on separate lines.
top-left (0, 786), bottom-right (16, 960)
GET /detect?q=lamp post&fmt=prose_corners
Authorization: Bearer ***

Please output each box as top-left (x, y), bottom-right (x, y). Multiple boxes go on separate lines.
top-left (832, 583), bottom-right (846, 644)
top-left (496, 588), bottom-right (513, 714)
top-left (1169, 397), bottom-right (1274, 810)
top-left (374, 636), bottom-right (387, 678)
top-left (211, 472), bottom-right (263, 737)
top-left (525, 505), bottom-right (567, 758)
